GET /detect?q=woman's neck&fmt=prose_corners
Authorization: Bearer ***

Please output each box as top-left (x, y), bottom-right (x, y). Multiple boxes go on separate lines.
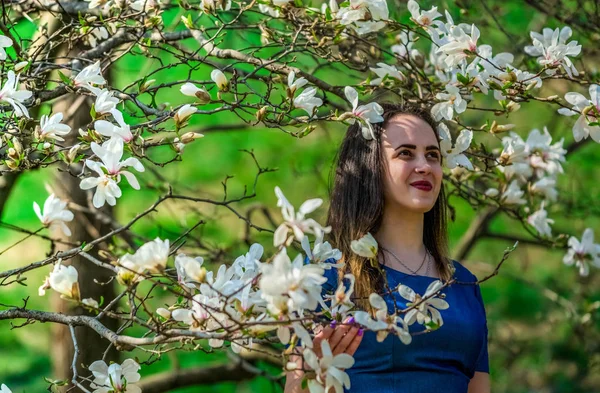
top-left (373, 206), bottom-right (428, 271)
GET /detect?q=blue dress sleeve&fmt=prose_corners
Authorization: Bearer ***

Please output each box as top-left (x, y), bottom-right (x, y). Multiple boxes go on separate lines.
top-left (474, 283), bottom-right (490, 373)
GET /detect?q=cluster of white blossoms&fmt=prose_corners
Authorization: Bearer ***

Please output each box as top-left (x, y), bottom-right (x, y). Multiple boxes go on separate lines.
top-left (33, 188), bottom-right (448, 393)
top-left (85, 0), bottom-right (161, 13)
top-left (116, 237), bottom-right (170, 285)
top-left (88, 359), bottom-right (141, 393)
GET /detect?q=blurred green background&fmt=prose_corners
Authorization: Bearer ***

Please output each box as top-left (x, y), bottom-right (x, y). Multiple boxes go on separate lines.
top-left (1, 0), bottom-right (599, 392)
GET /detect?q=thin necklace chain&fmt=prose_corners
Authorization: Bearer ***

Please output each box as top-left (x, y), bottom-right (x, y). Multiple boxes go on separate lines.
top-left (380, 246), bottom-right (431, 276)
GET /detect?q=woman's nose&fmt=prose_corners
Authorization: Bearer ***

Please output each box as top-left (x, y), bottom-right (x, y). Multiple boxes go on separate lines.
top-left (415, 156), bottom-right (432, 174)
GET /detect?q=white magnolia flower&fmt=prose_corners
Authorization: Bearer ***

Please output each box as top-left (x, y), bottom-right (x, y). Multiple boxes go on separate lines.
top-left (174, 104), bottom-right (198, 127)
top-left (341, 86), bottom-right (384, 140)
top-left (326, 274), bottom-right (355, 318)
top-left (437, 123), bottom-right (473, 170)
top-left (39, 261), bottom-right (80, 300)
top-left (94, 89), bottom-right (120, 115)
top-left (211, 69), bottom-right (229, 91)
top-left (80, 137), bottom-right (145, 208)
top-left (498, 133), bottom-right (532, 181)
top-left (431, 85), bottom-right (468, 121)
top-left (293, 87), bottom-right (323, 117)
top-left (33, 193), bottom-right (74, 236)
top-left (0, 71), bottom-right (32, 117)
top-left (83, 26), bottom-right (109, 48)
top-left (89, 359), bottom-right (141, 393)
top-left (399, 280), bottom-right (449, 328)
top-left (95, 110), bottom-right (133, 142)
top-left (437, 24), bottom-right (480, 67)
top-left (273, 186), bottom-right (331, 246)
top-left (407, 0), bottom-right (442, 28)
top-left (352, 20), bottom-right (387, 35)
top-left (354, 293), bottom-right (412, 344)
top-left (116, 253), bottom-right (147, 286)
top-left (37, 112), bottom-right (71, 142)
top-left (133, 237), bottom-right (170, 273)
top-left (200, 0), bottom-right (231, 14)
top-left (180, 83), bottom-right (210, 103)
top-left (563, 228), bottom-right (600, 277)
top-left (1, 384), bottom-right (12, 393)
top-left (303, 340), bottom-right (354, 393)
top-left (525, 26), bottom-right (581, 78)
top-left (350, 232), bottom-right (378, 258)
top-left (526, 127), bottom-right (566, 178)
top-left (175, 253), bottom-right (207, 287)
top-left (258, 3), bottom-right (279, 17)
top-left (287, 71), bottom-right (308, 96)
top-left (557, 84), bottom-right (600, 143)
top-left (0, 34), bottom-right (12, 61)
top-left (130, 0), bottom-right (161, 11)
top-left (501, 180), bottom-right (526, 205)
top-left (530, 177), bottom-right (558, 202)
top-left (527, 203), bottom-right (554, 238)
top-left (260, 249), bottom-right (327, 315)
top-left (301, 231), bottom-right (342, 264)
top-left (336, 0), bottom-right (389, 26)
top-left (73, 61), bottom-right (106, 92)
top-left (232, 243), bottom-right (264, 278)
top-left (369, 63), bottom-right (404, 85)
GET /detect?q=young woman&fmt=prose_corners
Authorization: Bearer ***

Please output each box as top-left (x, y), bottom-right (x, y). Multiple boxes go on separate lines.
top-left (285, 103), bottom-right (490, 393)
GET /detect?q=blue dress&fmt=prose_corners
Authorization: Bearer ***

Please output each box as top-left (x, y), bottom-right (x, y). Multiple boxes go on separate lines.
top-left (318, 258), bottom-right (489, 393)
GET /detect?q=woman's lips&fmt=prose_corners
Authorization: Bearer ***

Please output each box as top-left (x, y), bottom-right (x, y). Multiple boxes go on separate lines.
top-left (410, 181), bottom-right (433, 191)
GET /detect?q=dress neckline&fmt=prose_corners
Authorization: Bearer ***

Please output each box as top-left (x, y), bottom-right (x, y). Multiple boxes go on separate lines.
top-left (379, 263), bottom-right (441, 280)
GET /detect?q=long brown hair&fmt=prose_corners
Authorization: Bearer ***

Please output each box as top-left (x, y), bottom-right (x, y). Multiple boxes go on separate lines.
top-left (326, 102), bottom-right (453, 310)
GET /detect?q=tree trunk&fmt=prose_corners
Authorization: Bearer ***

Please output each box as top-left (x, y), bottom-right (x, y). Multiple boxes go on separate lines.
top-left (48, 42), bottom-right (119, 392)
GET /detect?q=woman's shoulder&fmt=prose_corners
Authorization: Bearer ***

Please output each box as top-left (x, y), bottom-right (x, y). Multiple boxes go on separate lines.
top-left (449, 259), bottom-right (479, 282)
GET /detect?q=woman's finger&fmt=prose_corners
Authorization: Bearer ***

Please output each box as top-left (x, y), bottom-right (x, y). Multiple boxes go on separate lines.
top-left (328, 319), bottom-right (354, 347)
top-left (345, 328), bottom-right (364, 356)
top-left (313, 324), bottom-right (335, 357)
top-left (331, 327), bottom-right (359, 355)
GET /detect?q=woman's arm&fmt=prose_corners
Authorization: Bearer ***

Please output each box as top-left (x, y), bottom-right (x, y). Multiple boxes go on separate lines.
top-left (468, 372), bottom-right (490, 393)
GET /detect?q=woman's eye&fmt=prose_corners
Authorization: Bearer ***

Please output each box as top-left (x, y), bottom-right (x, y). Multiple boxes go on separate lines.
top-left (428, 153), bottom-right (440, 160)
top-left (398, 150), bottom-right (411, 156)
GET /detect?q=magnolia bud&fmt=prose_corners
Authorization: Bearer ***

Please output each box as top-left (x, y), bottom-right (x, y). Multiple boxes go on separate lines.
top-left (66, 144), bottom-right (81, 164)
top-left (156, 307), bottom-right (171, 319)
top-left (329, 0), bottom-right (339, 12)
top-left (7, 148), bottom-right (18, 160)
top-left (526, 81), bottom-right (538, 91)
top-left (490, 120), bottom-right (515, 134)
top-left (337, 112), bottom-right (354, 122)
top-left (485, 188), bottom-right (499, 197)
top-left (506, 101), bottom-right (521, 113)
top-left (14, 61), bottom-right (29, 73)
top-left (174, 104), bottom-right (197, 128)
top-left (43, 142), bottom-right (51, 150)
top-left (140, 79), bottom-right (156, 93)
top-left (12, 137), bottom-right (22, 154)
top-left (180, 132), bottom-right (204, 144)
top-left (256, 106), bottom-right (268, 122)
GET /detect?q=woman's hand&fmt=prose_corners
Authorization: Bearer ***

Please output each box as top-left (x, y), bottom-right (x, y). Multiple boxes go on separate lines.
top-left (312, 316), bottom-right (364, 358)
top-left (284, 316), bottom-right (364, 393)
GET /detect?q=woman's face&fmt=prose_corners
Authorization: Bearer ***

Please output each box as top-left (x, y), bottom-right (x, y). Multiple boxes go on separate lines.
top-left (380, 114), bottom-right (443, 214)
